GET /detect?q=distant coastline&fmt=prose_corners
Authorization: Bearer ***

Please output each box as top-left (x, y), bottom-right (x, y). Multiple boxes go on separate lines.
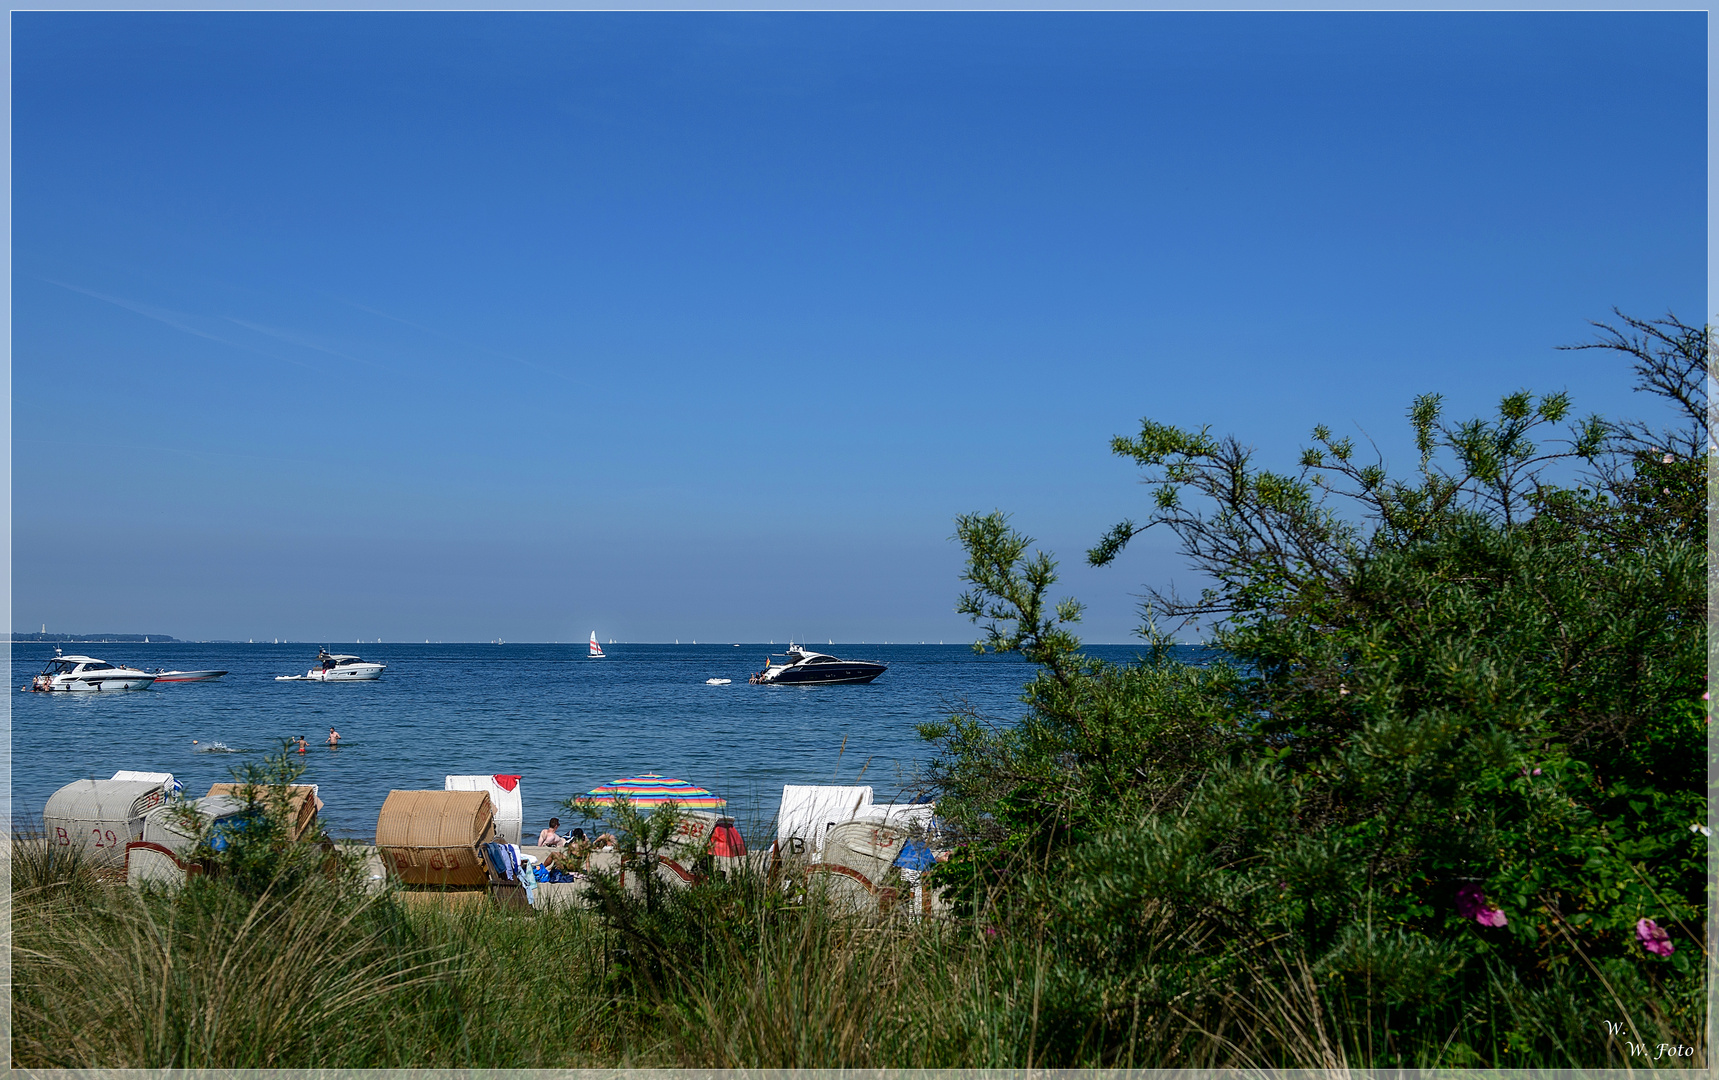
top-left (10, 633), bottom-right (177, 643)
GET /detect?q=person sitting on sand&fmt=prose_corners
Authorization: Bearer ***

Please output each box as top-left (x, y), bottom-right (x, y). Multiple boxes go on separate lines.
top-left (594, 833), bottom-right (619, 852)
top-left (538, 817), bottom-right (567, 847)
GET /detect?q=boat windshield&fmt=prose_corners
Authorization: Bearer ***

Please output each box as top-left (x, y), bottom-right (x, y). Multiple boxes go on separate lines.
top-left (79, 662), bottom-right (114, 672)
top-left (41, 659), bottom-right (74, 675)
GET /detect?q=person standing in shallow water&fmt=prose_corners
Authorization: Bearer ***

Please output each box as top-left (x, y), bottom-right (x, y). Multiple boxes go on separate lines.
top-left (295, 735), bottom-right (309, 754)
top-left (327, 727), bottom-right (340, 747)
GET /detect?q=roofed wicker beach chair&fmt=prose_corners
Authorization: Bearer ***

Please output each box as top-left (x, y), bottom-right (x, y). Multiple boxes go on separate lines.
top-left (808, 819), bottom-right (908, 915)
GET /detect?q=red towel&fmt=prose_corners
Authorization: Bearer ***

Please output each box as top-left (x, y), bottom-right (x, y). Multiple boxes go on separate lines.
top-left (492, 774), bottom-right (521, 792)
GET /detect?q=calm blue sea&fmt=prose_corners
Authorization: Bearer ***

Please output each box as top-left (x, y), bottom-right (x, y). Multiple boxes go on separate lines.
top-left (10, 641), bottom-right (1164, 840)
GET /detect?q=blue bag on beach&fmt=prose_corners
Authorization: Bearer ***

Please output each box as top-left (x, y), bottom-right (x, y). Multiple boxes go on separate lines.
top-left (895, 838), bottom-right (936, 872)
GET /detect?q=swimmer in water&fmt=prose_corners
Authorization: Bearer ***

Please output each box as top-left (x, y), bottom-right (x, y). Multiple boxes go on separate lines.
top-left (296, 735), bottom-right (309, 754)
top-left (327, 727), bottom-right (340, 747)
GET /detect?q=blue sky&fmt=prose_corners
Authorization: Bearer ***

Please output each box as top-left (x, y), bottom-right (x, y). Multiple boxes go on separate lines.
top-left (12, 12), bottom-right (1706, 644)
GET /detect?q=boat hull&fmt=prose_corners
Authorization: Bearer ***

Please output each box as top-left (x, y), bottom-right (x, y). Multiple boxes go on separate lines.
top-left (303, 665), bottom-right (384, 681)
top-left (153, 670), bottom-right (228, 683)
top-left (37, 674), bottom-right (156, 692)
top-left (759, 662), bottom-right (886, 686)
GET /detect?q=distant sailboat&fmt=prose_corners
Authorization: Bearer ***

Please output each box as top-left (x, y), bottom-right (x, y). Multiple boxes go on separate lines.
top-left (589, 632), bottom-right (605, 659)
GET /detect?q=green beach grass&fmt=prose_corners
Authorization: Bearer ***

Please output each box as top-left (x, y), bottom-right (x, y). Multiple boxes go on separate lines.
top-left (11, 830), bottom-right (1705, 1069)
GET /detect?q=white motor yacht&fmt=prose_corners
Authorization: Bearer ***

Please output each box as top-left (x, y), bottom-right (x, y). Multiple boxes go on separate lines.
top-left (30, 650), bottom-right (157, 692)
top-left (275, 649), bottom-right (385, 682)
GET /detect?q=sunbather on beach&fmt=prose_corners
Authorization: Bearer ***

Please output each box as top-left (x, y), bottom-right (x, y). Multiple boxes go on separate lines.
top-left (538, 817), bottom-right (567, 847)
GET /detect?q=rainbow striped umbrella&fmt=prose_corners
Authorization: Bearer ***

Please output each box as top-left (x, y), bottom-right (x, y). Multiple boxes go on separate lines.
top-left (585, 773), bottom-right (726, 810)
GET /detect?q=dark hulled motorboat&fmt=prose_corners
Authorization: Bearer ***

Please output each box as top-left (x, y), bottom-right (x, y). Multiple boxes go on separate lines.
top-left (749, 644), bottom-right (886, 686)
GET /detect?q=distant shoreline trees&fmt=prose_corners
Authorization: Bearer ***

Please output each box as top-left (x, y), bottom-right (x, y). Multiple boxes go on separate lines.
top-left (11, 632), bottom-right (177, 643)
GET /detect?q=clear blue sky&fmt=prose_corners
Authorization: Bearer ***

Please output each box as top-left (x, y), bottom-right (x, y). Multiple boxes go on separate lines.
top-left (13, 12), bottom-right (1705, 644)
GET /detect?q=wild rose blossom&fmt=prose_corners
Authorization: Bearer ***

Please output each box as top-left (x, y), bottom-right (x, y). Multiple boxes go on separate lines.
top-left (1637, 918), bottom-right (1674, 957)
top-left (1456, 884), bottom-right (1508, 927)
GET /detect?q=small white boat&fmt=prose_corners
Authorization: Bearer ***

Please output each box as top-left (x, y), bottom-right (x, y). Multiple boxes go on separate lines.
top-left (705, 678), bottom-right (732, 685)
top-left (30, 650), bottom-right (156, 692)
top-left (588, 632), bottom-right (605, 659)
top-left (276, 649), bottom-right (385, 682)
top-left (152, 669), bottom-right (228, 683)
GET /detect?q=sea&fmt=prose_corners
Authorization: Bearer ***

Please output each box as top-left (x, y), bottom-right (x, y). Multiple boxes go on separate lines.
top-left (10, 640), bottom-right (1164, 841)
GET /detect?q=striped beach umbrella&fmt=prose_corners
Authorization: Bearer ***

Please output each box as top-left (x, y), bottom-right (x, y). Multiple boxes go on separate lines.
top-left (584, 773), bottom-right (726, 810)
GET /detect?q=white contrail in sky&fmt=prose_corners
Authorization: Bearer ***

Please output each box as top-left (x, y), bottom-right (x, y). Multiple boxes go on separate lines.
top-left (42, 278), bottom-right (323, 372)
top-left (223, 315), bottom-right (386, 370)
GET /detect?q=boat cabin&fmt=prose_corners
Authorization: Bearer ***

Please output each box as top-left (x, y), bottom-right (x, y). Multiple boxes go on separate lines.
top-left (41, 656), bottom-right (111, 675)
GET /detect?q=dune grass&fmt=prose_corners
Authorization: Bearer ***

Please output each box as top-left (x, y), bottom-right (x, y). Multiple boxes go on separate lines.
top-left (10, 834), bottom-right (1705, 1069)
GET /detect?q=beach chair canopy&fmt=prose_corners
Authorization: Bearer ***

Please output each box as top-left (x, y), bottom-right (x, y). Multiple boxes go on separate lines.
top-left (44, 778), bottom-right (175, 867)
top-left (141, 794), bottom-right (257, 851)
top-left (111, 770), bottom-right (182, 796)
top-left (445, 775), bottom-right (524, 843)
top-left (206, 783), bottom-right (323, 842)
top-left (375, 789), bottom-right (497, 887)
top-left (775, 785), bottom-right (875, 856)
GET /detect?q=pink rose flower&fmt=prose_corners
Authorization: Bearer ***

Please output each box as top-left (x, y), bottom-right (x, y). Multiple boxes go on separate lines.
top-left (1636, 918), bottom-right (1674, 957)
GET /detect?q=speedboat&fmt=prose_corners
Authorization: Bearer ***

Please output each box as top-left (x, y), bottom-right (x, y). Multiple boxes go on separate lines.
top-left (152, 669), bottom-right (228, 683)
top-left (30, 650), bottom-right (157, 692)
top-left (749, 645), bottom-right (887, 686)
top-left (275, 649), bottom-right (385, 682)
